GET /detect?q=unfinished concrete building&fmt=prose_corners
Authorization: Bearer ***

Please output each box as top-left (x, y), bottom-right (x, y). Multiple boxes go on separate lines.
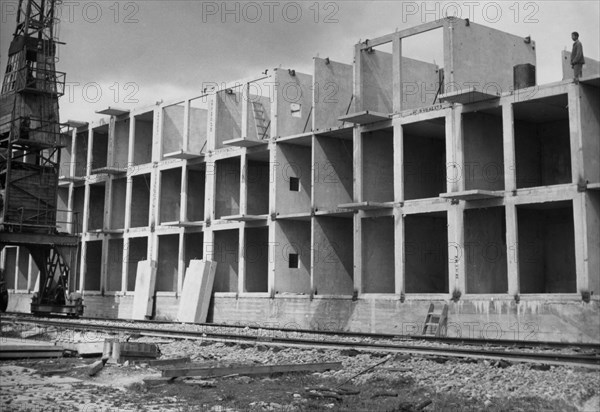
top-left (3, 18), bottom-right (599, 343)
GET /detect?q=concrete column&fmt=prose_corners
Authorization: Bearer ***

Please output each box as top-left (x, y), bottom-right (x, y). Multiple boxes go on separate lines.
top-left (183, 99), bottom-right (190, 152)
top-left (178, 231), bottom-right (185, 294)
top-left (392, 37), bottom-right (402, 114)
top-left (180, 162), bottom-right (189, 222)
top-left (238, 224), bottom-right (246, 293)
top-left (240, 152), bottom-right (248, 215)
top-left (79, 128), bottom-right (94, 291)
top-left (353, 44), bottom-right (363, 113)
top-left (573, 193), bottom-right (588, 292)
top-left (568, 85), bottom-right (584, 184)
top-left (448, 203), bottom-right (465, 294)
top-left (241, 83), bottom-right (249, 139)
top-left (394, 209), bottom-right (405, 295)
top-left (505, 204), bottom-right (519, 296)
top-left (353, 213), bottom-right (362, 293)
top-left (502, 103), bottom-right (516, 192)
top-left (445, 109), bottom-right (463, 193)
top-left (100, 237), bottom-right (108, 293)
top-left (121, 237), bottom-right (130, 293)
top-left (353, 125), bottom-right (362, 293)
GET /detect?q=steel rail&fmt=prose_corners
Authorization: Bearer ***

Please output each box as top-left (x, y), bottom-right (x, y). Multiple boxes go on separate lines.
top-left (3, 311), bottom-right (599, 351)
top-left (2, 314), bottom-right (599, 369)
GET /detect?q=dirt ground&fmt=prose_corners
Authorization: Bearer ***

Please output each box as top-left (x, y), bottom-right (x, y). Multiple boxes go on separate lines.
top-left (1, 352), bottom-right (594, 412)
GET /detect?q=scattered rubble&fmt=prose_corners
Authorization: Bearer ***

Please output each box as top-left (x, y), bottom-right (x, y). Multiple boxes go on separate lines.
top-left (1, 320), bottom-right (598, 411)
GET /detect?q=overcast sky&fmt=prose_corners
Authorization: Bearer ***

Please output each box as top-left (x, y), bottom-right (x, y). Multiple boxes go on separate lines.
top-left (1, 0), bottom-right (599, 122)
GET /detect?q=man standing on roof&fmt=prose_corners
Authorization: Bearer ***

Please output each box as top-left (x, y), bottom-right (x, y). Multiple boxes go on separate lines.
top-left (571, 32), bottom-right (585, 83)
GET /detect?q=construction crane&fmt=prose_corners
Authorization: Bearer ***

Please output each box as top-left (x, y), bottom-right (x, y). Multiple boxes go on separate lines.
top-left (0, 0), bottom-right (83, 316)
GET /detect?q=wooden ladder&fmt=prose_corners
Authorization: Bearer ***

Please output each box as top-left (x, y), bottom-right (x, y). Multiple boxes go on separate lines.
top-left (422, 303), bottom-right (448, 337)
top-left (251, 101), bottom-right (270, 140)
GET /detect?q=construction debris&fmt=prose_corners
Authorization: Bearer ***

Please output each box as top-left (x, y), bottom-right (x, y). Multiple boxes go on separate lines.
top-left (0, 341), bottom-right (64, 359)
top-left (103, 339), bottom-right (159, 363)
top-left (87, 358), bottom-right (107, 377)
top-left (161, 361), bottom-right (342, 378)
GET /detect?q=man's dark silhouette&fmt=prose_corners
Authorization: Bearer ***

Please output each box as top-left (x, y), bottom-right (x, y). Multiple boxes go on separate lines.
top-left (571, 32), bottom-right (585, 82)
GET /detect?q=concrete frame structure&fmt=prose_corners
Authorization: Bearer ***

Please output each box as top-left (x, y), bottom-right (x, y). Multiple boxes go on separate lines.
top-left (3, 18), bottom-right (599, 343)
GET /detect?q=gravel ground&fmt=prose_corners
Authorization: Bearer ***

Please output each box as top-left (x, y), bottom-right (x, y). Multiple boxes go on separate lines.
top-left (159, 338), bottom-right (600, 410)
top-left (1, 319), bottom-right (599, 411)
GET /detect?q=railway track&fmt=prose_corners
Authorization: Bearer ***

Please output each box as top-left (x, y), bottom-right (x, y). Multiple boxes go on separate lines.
top-left (2, 312), bottom-right (599, 369)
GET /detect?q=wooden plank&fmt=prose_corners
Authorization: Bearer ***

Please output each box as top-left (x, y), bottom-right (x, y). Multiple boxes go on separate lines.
top-left (145, 356), bottom-right (191, 367)
top-left (0, 345), bottom-right (64, 359)
top-left (162, 361), bottom-right (343, 378)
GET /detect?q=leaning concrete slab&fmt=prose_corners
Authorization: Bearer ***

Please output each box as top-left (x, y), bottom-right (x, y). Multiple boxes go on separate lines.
top-left (131, 260), bottom-right (157, 320)
top-left (176, 259), bottom-right (217, 323)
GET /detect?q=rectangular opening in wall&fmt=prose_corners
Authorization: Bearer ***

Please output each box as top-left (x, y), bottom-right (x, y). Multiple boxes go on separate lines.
top-left (465, 206), bottom-right (507, 294)
top-left (289, 177), bottom-right (299, 191)
top-left (244, 226), bottom-right (268, 292)
top-left (403, 118), bottom-right (446, 200)
top-left (514, 94), bottom-right (571, 188)
top-left (159, 168), bottom-right (182, 223)
top-left (74, 131), bottom-right (88, 177)
top-left (314, 136), bottom-right (353, 212)
top-left (113, 118), bottom-right (130, 169)
top-left (213, 229), bottom-right (239, 292)
top-left (398, 28), bottom-right (444, 110)
top-left (405, 212), bottom-right (448, 293)
top-left (314, 216), bottom-right (353, 295)
top-left (275, 144), bottom-right (311, 215)
top-left (59, 134), bottom-right (72, 177)
top-left (56, 186), bottom-right (69, 232)
top-left (110, 178), bottom-right (126, 229)
top-left (88, 182), bottom-right (105, 231)
top-left (462, 109), bottom-right (505, 191)
top-left (184, 232), bottom-right (204, 272)
top-left (274, 220), bottom-right (311, 293)
top-left (246, 152), bottom-right (270, 215)
top-left (187, 164), bottom-right (205, 222)
top-left (363, 128), bottom-right (394, 202)
top-left (288, 253), bottom-right (299, 268)
top-left (134, 111), bottom-right (154, 165)
top-left (162, 102), bottom-right (186, 157)
top-left (73, 185), bottom-right (85, 233)
top-left (126, 237), bottom-right (148, 291)
top-left (106, 238), bottom-right (123, 292)
top-left (362, 215), bottom-right (395, 293)
top-left (85, 240), bottom-right (102, 291)
top-left (4, 247), bottom-right (17, 289)
top-left (215, 157), bottom-right (240, 219)
top-left (131, 174), bottom-right (150, 228)
top-left (189, 96), bottom-right (208, 154)
top-left (91, 124), bottom-right (109, 171)
top-left (517, 201), bottom-right (576, 293)
top-left (17, 247), bottom-right (28, 290)
top-left (157, 234), bottom-right (179, 292)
